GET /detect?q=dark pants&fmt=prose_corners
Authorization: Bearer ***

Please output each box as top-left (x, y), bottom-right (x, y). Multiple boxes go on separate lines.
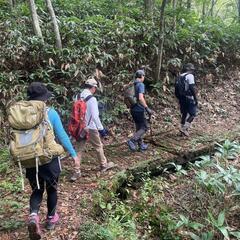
top-left (179, 97), bottom-right (197, 125)
top-left (26, 157), bottom-right (61, 217)
top-left (130, 109), bottom-right (148, 142)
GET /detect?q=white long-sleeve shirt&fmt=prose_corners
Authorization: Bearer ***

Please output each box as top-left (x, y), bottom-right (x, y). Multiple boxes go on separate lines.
top-left (80, 89), bottom-right (104, 130)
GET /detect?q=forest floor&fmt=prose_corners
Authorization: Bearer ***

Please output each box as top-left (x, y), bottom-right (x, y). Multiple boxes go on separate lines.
top-left (1, 70), bottom-right (240, 240)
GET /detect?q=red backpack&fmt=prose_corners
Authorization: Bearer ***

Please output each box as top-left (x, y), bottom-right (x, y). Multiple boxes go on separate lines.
top-left (68, 95), bottom-right (93, 141)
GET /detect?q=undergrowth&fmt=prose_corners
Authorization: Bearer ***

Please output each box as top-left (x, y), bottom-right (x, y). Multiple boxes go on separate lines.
top-left (85, 140), bottom-right (240, 240)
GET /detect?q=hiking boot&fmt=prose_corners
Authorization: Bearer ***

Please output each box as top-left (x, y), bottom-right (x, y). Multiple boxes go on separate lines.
top-left (70, 170), bottom-right (81, 182)
top-left (46, 213), bottom-right (59, 230)
top-left (127, 139), bottom-right (137, 151)
top-left (100, 162), bottom-right (116, 172)
top-left (138, 142), bottom-right (148, 151)
top-left (28, 214), bottom-right (41, 240)
top-left (180, 125), bottom-right (189, 137)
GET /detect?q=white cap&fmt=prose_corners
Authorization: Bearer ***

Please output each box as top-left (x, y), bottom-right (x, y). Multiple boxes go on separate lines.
top-left (85, 78), bottom-right (98, 88)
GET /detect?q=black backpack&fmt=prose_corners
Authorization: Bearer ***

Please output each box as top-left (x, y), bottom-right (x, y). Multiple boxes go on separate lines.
top-left (174, 74), bottom-right (190, 99)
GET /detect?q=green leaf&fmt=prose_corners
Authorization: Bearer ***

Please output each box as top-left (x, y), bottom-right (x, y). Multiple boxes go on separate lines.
top-left (217, 211), bottom-right (225, 226)
top-left (230, 231), bottom-right (240, 238)
top-left (218, 226), bottom-right (229, 239)
top-left (187, 232), bottom-right (201, 240)
top-left (189, 222), bottom-right (204, 230)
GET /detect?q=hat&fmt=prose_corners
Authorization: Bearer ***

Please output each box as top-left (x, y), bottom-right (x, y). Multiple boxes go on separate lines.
top-left (135, 69), bottom-right (145, 78)
top-left (27, 82), bottom-right (52, 101)
top-left (85, 78), bottom-right (98, 88)
top-left (183, 63), bottom-right (195, 72)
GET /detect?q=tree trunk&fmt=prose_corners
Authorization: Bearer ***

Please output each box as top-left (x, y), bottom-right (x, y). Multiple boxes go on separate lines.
top-left (155, 0), bottom-right (168, 82)
top-left (178, 0), bottom-right (182, 8)
top-left (209, 0), bottom-right (216, 17)
top-left (144, 0), bottom-right (155, 14)
top-left (202, 0), bottom-right (206, 20)
top-left (172, 0), bottom-right (177, 32)
top-left (238, 0), bottom-right (240, 21)
top-left (9, 0), bottom-right (14, 9)
top-left (187, 0), bottom-right (191, 9)
top-left (28, 0), bottom-right (43, 40)
top-left (45, 0), bottom-right (62, 49)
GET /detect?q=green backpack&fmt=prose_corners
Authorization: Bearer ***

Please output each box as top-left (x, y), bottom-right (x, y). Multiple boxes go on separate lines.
top-left (7, 100), bottom-right (65, 189)
top-left (123, 82), bottom-right (138, 108)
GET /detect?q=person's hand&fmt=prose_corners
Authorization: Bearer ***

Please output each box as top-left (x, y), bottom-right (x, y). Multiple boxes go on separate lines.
top-left (99, 128), bottom-right (108, 138)
top-left (73, 156), bottom-right (80, 169)
top-left (145, 107), bottom-right (153, 115)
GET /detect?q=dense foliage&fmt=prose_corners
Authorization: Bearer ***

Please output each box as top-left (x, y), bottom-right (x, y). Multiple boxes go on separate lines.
top-left (0, 0), bottom-right (240, 125)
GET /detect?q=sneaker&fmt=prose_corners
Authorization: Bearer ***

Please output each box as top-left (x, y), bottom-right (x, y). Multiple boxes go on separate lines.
top-left (28, 214), bottom-right (41, 240)
top-left (46, 213), bottom-right (59, 230)
top-left (100, 162), bottom-right (116, 172)
top-left (70, 170), bottom-right (81, 182)
top-left (138, 142), bottom-right (148, 151)
top-left (127, 139), bottom-right (137, 151)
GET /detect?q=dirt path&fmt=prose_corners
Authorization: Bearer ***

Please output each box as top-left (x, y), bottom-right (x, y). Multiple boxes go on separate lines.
top-left (1, 71), bottom-right (240, 240)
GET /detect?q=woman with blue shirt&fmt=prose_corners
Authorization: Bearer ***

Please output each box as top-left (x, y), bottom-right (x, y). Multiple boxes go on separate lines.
top-left (26, 82), bottom-right (80, 240)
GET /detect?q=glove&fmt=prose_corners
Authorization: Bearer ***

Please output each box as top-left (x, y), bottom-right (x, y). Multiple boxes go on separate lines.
top-left (195, 100), bottom-right (198, 106)
top-left (145, 107), bottom-right (153, 116)
top-left (99, 128), bottom-right (108, 138)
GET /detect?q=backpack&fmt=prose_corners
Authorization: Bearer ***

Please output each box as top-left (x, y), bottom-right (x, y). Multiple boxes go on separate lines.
top-left (7, 100), bottom-right (65, 189)
top-left (174, 74), bottom-right (190, 99)
top-left (123, 82), bottom-right (138, 108)
top-left (68, 95), bottom-right (93, 141)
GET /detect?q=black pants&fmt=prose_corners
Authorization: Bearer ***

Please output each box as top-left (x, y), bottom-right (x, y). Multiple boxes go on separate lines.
top-left (26, 157), bottom-right (61, 217)
top-left (131, 109), bottom-right (148, 142)
top-left (179, 97), bottom-right (197, 125)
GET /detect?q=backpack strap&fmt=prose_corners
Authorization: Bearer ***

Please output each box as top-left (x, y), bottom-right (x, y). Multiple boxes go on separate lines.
top-left (84, 95), bottom-right (93, 102)
top-left (84, 95), bottom-right (93, 127)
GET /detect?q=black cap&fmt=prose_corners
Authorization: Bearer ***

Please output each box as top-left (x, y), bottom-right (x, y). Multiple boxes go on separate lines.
top-left (27, 82), bottom-right (52, 101)
top-left (135, 69), bottom-right (145, 79)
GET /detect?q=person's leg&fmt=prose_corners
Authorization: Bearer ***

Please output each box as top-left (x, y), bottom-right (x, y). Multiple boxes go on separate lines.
top-left (179, 98), bottom-right (189, 136)
top-left (179, 98), bottom-right (188, 126)
top-left (137, 116), bottom-right (149, 151)
top-left (45, 177), bottom-right (59, 230)
top-left (88, 129), bottom-right (115, 171)
top-left (71, 139), bottom-right (86, 181)
top-left (89, 129), bottom-right (107, 166)
top-left (132, 111), bottom-right (147, 141)
top-left (29, 177), bottom-right (45, 215)
top-left (128, 110), bottom-right (148, 151)
top-left (46, 178), bottom-right (59, 217)
top-left (185, 99), bottom-right (197, 129)
top-left (27, 176), bottom-right (44, 240)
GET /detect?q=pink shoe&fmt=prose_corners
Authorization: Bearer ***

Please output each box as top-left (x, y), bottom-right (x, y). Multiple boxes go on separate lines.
top-left (28, 214), bottom-right (41, 240)
top-left (46, 213), bottom-right (59, 230)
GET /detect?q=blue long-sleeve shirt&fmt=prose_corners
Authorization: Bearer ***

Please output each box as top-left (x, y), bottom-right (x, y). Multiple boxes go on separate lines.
top-left (48, 108), bottom-right (77, 158)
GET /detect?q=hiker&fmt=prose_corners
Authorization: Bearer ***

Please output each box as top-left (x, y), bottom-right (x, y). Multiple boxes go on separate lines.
top-left (24, 82), bottom-right (80, 239)
top-left (127, 69), bottom-right (153, 151)
top-left (70, 78), bottom-right (115, 181)
top-left (175, 63), bottom-right (198, 136)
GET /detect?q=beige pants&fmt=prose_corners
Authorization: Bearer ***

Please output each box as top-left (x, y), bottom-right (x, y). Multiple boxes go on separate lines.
top-left (77, 129), bottom-right (107, 167)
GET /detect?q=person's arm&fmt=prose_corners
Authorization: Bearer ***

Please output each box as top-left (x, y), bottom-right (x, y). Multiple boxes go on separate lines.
top-left (187, 74), bottom-right (198, 104)
top-left (48, 109), bottom-right (80, 168)
top-left (137, 83), bottom-right (153, 114)
top-left (89, 97), bottom-right (104, 130)
top-left (138, 93), bottom-right (148, 108)
top-left (189, 84), bottom-right (198, 104)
